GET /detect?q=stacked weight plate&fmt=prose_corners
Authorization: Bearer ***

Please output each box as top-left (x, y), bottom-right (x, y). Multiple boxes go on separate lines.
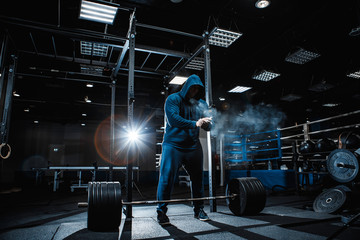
top-left (87, 182), bottom-right (122, 231)
top-left (327, 149), bottom-right (359, 183)
top-left (225, 177), bottom-right (266, 215)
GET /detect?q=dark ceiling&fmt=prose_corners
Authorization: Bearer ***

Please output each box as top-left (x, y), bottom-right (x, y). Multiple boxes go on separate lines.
top-left (1, 0), bottom-right (360, 128)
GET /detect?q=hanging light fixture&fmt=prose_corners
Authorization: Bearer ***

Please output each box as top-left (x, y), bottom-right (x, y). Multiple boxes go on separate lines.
top-left (208, 27), bottom-right (242, 48)
top-left (79, 0), bottom-right (118, 24)
top-left (255, 0), bottom-right (270, 9)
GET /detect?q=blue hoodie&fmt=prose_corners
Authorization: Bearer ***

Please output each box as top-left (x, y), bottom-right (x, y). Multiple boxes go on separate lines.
top-left (162, 74), bottom-right (210, 150)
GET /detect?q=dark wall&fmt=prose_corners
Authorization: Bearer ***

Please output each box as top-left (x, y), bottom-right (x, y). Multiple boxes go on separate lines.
top-left (1, 119), bottom-right (157, 186)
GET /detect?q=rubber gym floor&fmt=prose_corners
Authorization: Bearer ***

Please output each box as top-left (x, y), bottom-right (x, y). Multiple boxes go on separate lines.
top-left (0, 183), bottom-right (359, 240)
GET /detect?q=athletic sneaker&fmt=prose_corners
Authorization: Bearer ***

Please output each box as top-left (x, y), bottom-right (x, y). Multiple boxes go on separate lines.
top-left (194, 208), bottom-right (210, 221)
top-left (157, 210), bottom-right (170, 225)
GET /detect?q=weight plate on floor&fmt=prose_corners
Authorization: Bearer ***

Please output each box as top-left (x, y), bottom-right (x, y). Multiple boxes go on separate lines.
top-left (87, 182), bottom-right (122, 231)
top-left (313, 187), bottom-right (347, 213)
top-left (327, 149), bottom-right (359, 183)
top-left (226, 177), bottom-right (266, 216)
top-left (248, 178), bottom-right (267, 215)
top-left (87, 182), bottom-right (95, 230)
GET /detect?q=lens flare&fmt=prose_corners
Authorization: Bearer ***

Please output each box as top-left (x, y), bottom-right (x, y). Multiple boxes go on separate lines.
top-left (94, 112), bottom-right (157, 166)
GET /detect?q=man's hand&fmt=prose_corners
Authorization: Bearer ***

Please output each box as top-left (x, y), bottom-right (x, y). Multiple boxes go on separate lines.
top-left (196, 117), bottom-right (212, 128)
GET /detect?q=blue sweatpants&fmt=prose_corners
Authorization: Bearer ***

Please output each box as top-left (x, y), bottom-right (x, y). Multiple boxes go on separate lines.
top-left (156, 144), bottom-right (204, 213)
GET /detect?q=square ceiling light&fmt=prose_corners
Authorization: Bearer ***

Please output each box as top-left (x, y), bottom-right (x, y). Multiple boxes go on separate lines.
top-left (80, 64), bottom-right (104, 75)
top-left (185, 57), bottom-right (204, 71)
top-left (252, 70), bottom-right (280, 82)
top-left (79, 0), bottom-right (118, 24)
top-left (228, 86), bottom-right (252, 93)
top-left (208, 27), bottom-right (242, 48)
top-left (169, 76), bottom-right (188, 85)
top-left (347, 70), bottom-right (360, 79)
top-left (322, 103), bottom-right (340, 107)
top-left (285, 48), bottom-right (320, 64)
top-left (80, 41), bottom-right (108, 57)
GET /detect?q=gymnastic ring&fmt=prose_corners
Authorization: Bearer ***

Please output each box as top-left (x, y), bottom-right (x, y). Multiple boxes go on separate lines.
top-left (0, 143), bottom-right (11, 159)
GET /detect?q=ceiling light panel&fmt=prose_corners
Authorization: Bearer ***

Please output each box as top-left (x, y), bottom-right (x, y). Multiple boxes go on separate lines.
top-left (228, 86), bottom-right (252, 93)
top-left (347, 70), bottom-right (360, 79)
top-left (80, 64), bottom-right (104, 75)
top-left (79, 0), bottom-right (118, 25)
top-left (169, 76), bottom-right (188, 85)
top-left (80, 41), bottom-right (108, 57)
top-left (209, 27), bottom-right (242, 48)
top-left (185, 57), bottom-right (204, 71)
top-left (323, 103), bottom-right (340, 107)
top-left (252, 70), bottom-right (280, 81)
top-left (285, 48), bottom-right (320, 64)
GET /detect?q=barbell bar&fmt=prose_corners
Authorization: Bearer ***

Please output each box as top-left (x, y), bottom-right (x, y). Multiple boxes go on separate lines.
top-left (83, 177), bottom-right (267, 231)
top-left (78, 194), bottom-right (238, 207)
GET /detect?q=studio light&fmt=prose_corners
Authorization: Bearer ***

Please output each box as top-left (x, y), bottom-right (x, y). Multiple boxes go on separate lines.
top-left (255, 0), bottom-right (270, 9)
top-left (86, 83), bottom-right (94, 88)
top-left (285, 48), bottom-right (320, 64)
top-left (80, 41), bottom-right (108, 57)
top-left (127, 130), bottom-right (139, 142)
top-left (79, 0), bottom-right (118, 25)
top-left (12, 91), bottom-right (20, 97)
top-left (252, 70), bottom-right (280, 82)
top-left (208, 27), bottom-right (242, 48)
top-left (347, 70), bottom-right (360, 79)
top-left (169, 76), bottom-right (188, 85)
top-left (228, 86), bottom-right (252, 93)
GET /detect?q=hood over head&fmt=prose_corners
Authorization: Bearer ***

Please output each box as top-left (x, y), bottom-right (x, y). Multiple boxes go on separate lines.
top-left (179, 74), bottom-right (205, 100)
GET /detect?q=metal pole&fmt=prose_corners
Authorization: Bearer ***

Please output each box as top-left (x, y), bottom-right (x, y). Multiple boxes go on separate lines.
top-left (126, 10), bottom-right (136, 220)
top-left (0, 34), bottom-right (8, 102)
top-left (203, 31), bottom-right (216, 212)
top-left (109, 79), bottom-right (116, 181)
top-left (219, 134), bottom-right (225, 186)
top-left (1, 55), bottom-right (16, 144)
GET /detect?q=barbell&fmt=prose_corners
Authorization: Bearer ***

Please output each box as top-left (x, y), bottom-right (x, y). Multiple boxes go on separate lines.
top-left (80, 177), bottom-right (267, 231)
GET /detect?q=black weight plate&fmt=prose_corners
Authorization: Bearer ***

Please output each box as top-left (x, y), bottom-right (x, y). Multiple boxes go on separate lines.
top-left (104, 182), bottom-right (122, 231)
top-left (226, 177), bottom-right (266, 216)
top-left (226, 178), bottom-right (242, 215)
top-left (88, 182), bottom-right (102, 231)
top-left (313, 188), bottom-right (347, 213)
top-left (87, 182), bottom-right (95, 230)
top-left (242, 178), bottom-right (256, 215)
top-left (327, 149), bottom-right (359, 183)
top-left (248, 178), bottom-right (266, 215)
top-left (242, 178), bottom-right (266, 215)
top-left (89, 182), bottom-right (122, 231)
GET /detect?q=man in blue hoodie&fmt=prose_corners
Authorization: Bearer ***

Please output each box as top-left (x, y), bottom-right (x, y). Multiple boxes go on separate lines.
top-left (156, 74), bottom-right (212, 225)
